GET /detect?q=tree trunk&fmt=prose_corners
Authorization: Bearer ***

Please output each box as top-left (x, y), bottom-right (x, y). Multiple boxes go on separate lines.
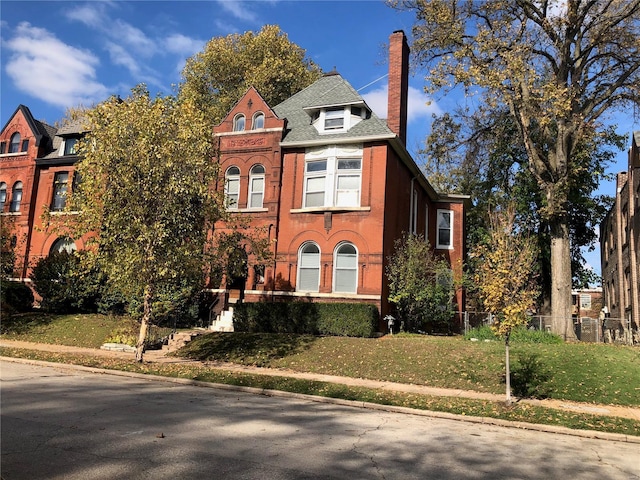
top-left (549, 219), bottom-right (577, 341)
top-left (135, 286), bottom-right (152, 362)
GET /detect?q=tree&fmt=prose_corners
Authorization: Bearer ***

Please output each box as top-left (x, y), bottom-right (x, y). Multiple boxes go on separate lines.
top-left (69, 86), bottom-right (221, 361)
top-left (470, 206), bottom-right (539, 403)
top-left (391, 0), bottom-right (640, 339)
top-left (422, 107), bottom-right (624, 306)
top-left (180, 25), bottom-right (322, 125)
top-left (386, 234), bottom-right (454, 333)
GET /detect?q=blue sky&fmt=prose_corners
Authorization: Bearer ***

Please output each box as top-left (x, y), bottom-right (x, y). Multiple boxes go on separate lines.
top-left (1, 0), bottom-right (636, 278)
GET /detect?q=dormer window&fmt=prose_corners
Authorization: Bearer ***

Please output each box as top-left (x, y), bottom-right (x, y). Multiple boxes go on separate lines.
top-left (233, 114), bottom-right (245, 132)
top-left (324, 108), bottom-right (344, 130)
top-left (63, 138), bottom-right (78, 156)
top-left (308, 104), bottom-right (369, 134)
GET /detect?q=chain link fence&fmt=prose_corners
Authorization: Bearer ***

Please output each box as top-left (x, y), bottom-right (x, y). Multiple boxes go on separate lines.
top-left (461, 311), bottom-right (638, 346)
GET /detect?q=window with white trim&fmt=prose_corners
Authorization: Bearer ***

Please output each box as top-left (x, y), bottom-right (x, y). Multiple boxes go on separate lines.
top-left (9, 181), bottom-right (22, 212)
top-left (410, 188), bottom-right (418, 234)
top-left (298, 242), bottom-right (320, 292)
top-left (50, 237), bottom-right (77, 255)
top-left (225, 166), bottom-right (240, 209)
top-left (333, 242), bottom-right (358, 293)
top-left (233, 114), bottom-right (245, 132)
top-left (63, 138), bottom-right (78, 156)
top-left (252, 112), bottom-right (264, 130)
top-left (580, 294), bottom-right (592, 310)
top-left (0, 183), bottom-right (6, 211)
top-left (324, 108), bottom-right (344, 130)
top-left (248, 164), bottom-right (265, 208)
top-left (9, 133), bottom-right (20, 153)
top-left (436, 209), bottom-right (453, 249)
top-left (51, 172), bottom-right (69, 211)
top-left (303, 145), bottom-right (362, 209)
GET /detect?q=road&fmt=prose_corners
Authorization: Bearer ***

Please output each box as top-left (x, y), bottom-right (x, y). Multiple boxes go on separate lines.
top-left (1, 360), bottom-right (638, 480)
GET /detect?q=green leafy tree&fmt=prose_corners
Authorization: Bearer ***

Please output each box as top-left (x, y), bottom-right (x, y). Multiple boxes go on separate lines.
top-left (386, 234), bottom-right (454, 333)
top-left (69, 86), bottom-right (221, 361)
top-left (470, 206), bottom-right (539, 403)
top-left (391, 0), bottom-right (640, 339)
top-left (180, 25), bottom-right (322, 125)
top-left (423, 107), bottom-right (624, 307)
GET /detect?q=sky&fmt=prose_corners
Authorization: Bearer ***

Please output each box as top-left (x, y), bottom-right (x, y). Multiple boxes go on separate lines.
top-left (1, 0), bottom-right (637, 279)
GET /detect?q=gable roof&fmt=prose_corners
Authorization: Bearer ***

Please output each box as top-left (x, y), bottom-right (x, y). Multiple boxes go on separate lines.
top-left (273, 72), bottom-right (394, 146)
top-left (1, 104), bottom-right (56, 148)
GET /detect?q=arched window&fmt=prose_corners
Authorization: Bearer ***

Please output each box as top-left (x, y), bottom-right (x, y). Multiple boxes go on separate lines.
top-left (252, 112), bottom-right (265, 130)
top-left (9, 133), bottom-right (21, 153)
top-left (50, 237), bottom-right (77, 255)
top-left (233, 114), bottom-right (245, 132)
top-left (248, 164), bottom-right (265, 208)
top-left (225, 166), bottom-right (240, 209)
top-left (333, 242), bottom-right (358, 293)
top-left (9, 182), bottom-right (22, 212)
top-left (298, 242), bottom-right (320, 292)
top-left (0, 182), bottom-right (6, 211)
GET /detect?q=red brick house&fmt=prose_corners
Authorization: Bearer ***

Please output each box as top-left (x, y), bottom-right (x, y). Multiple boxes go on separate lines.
top-left (0, 105), bottom-right (87, 282)
top-left (210, 31), bottom-right (469, 330)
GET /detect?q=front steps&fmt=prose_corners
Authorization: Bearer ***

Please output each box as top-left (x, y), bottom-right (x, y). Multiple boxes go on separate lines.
top-left (161, 330), bottom-right (205, 353)
top-left (210, 307), bottom-right (235, 332)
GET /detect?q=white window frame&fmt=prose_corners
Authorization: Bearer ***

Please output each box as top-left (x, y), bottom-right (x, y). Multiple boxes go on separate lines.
top-left (233, 114), bottom-right (245, 132)
top-left (9, 133), bottom-right (20, 153)
top-left (410, 188), bottom-right (418, 234)
top-left (333, 242), bottom-right (358, 293)
top-left (248, 164), bottom-right (265, 209)
top-left (0, 182), bottom-right (6, 211)
top-left (303, 145), bottom-right (362, 209)
top-left (9, 181), bottom-right (22, 212)
top-left (51, 171), bottom-right (69, 211)
top-left (297, 242), bottom-right (320, 292)
top-left (252, 112), bottom-right (265, 130)
top-left (436, 209), bottom-right (453, 249)
top-left (225, 166), bottom-right (240, 210)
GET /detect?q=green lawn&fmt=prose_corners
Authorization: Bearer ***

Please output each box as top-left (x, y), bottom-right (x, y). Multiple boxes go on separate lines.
top-left (179, 332), bottom-right (640, 407)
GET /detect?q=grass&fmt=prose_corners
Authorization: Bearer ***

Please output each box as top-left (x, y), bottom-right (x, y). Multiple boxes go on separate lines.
top-left (1, 346), bottom-right (639, 437)
top-left (0, 312), bottom-right (172, 348)
top-left (1, 313), bottom-right (639, 436)
top-left (179, 332), bottom-right (640, 407)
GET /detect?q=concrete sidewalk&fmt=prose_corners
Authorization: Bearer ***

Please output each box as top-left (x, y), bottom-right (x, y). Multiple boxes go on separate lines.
top-left (1, 339), bottom-right (639, 422)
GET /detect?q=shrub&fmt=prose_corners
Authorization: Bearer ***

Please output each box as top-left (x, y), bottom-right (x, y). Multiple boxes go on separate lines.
top-left (233, 302), bottom-right (378, 337)
top-left (316, 303), bottom-right (378, 337)
top-left (510, 353), bottom-right (553, 399)
top-left (1, 281), bottom-right (34, 313)
top-left (30, 252), bottom-right (103, 313)
top-left (511, 327), bottom-right (563, 344)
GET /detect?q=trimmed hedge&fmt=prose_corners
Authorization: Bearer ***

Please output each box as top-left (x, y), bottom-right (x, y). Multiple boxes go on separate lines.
top-left (1, 281), bottom-right (34, 313)
top-left (233, 301), bottom-right (378, 337)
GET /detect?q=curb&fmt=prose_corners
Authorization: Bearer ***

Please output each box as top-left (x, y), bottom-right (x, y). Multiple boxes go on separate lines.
top-left (2, 355), bottom-right (638, 444)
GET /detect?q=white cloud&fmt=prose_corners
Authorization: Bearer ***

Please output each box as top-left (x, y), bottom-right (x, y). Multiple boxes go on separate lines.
top-left (363, 84), bottom-right (441, 123)
top-left (4, 22), bottom-right (109, 108)
top-left (164, 34), bottom-right (205, 56)
top-left (214, 0), bottom-right (260, 22)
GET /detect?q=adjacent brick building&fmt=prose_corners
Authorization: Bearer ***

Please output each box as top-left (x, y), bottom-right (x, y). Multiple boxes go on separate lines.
top-left (600, 131), bottom-right (640, 341)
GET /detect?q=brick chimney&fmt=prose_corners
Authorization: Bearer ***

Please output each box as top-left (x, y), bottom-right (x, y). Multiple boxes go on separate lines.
top-left (387, 30), bottom-right (409, 145)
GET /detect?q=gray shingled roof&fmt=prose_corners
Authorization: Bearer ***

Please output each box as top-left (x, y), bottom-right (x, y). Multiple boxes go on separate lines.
top-left (56, 117), bottom-right (89, 136)
top-left (273, 73), bottom-right (394, 145)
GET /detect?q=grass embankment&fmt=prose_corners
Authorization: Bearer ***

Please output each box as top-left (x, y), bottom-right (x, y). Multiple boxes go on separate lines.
top-left (1, 313), bottom-right (639, 436)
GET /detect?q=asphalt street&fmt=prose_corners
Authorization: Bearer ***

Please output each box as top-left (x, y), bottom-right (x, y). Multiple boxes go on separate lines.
top-left (1, 360), bottom-right (639, 480)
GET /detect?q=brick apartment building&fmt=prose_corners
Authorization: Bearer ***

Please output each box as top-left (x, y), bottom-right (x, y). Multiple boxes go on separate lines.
top-left (1, 31), bottom-right (469, 331)
top-left (600, 131), bottom-right (640, 338)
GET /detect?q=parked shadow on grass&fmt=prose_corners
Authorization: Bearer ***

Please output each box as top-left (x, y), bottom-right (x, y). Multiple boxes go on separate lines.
top-left (176, 332), bottom-right (318, 366)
